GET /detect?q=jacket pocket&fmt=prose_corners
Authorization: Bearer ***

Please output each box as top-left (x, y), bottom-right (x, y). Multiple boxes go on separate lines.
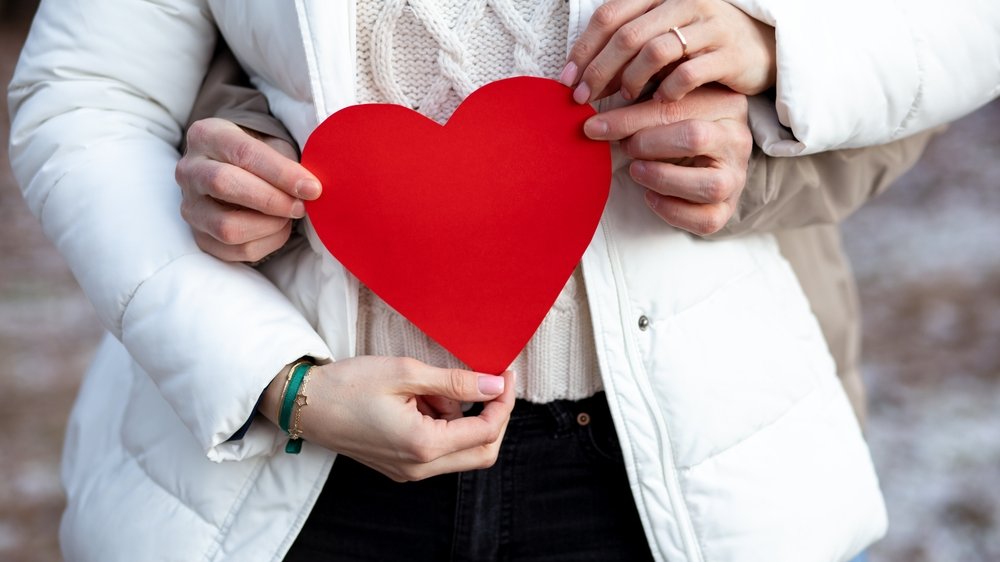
top-left (641, 264), bottom-right (834, 470)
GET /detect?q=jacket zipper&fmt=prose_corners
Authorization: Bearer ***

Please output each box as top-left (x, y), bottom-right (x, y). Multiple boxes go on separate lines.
top-left (599, 218), bottom-right (704, 562)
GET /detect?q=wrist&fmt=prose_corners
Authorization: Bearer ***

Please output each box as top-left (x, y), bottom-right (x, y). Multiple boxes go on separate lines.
top-left (259, 359), bottom-right (315, 454)
top-left (259, 361), bottom-right (296, 428)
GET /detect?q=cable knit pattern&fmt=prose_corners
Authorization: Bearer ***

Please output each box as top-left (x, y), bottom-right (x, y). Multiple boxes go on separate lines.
top-left (354, 0), bottom-right (603, 402)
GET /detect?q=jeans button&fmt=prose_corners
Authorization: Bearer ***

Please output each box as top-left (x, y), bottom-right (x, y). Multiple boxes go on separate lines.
top-left (576, 412), bottom-right (591, 426)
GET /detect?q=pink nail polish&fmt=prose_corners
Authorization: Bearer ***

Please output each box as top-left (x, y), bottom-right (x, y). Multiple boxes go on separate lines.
top-left (478, 375), bottom-right (504, 395)
top-left (573, 82), bottom-right (591, 104)
top-left (559, 61), bottom-right (578, 87)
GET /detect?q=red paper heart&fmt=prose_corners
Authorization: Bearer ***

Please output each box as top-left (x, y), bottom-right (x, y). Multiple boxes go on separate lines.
top-left (302, 77), bottom-right (611, 374)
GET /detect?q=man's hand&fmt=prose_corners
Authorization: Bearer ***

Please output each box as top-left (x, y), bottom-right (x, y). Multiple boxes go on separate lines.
top-left (261, 358), bottom-right (515, 482)
top-left (584, 86), bottom-right (752, 235)
top-left (176, 118), bottom-right (321, 262)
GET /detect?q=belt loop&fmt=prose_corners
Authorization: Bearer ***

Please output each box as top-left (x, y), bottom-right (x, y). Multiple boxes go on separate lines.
top-left (545, 400), bottom-right (575, 434)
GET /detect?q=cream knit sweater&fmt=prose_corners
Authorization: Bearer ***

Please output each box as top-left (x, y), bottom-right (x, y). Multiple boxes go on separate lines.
top-left (354, 0), bottom-right (602, 402)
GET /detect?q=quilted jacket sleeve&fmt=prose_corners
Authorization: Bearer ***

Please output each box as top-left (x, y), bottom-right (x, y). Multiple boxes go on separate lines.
top-left (725, 0), bottom-right (1000, 155)
top-left (7, 0), bottom-right (331, 461)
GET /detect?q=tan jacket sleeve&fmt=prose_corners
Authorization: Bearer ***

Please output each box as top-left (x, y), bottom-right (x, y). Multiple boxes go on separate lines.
top-left (716, 128), bottom-right (941, 238)
top-left (185, 38), bottom-right (294, 148)
top-left (718, 128), bottom-right (942, 427)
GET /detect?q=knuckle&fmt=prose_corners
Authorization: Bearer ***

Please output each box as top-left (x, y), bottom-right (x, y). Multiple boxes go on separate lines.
top-left (621, 114), bottom-right (643, 142)
top-left (730, 91), bottom-right (750, 115)
top-left (202, 166), bottom-right (230, 199)
top-left (584, 59), bottom-right (611, 83)
top-left (230, 139), bottom-right (260, 170)
top-left (486, 423), bottom-right (503, 445)
top-left (260, 189), bottom-right (282, 214)
top-left (398, 465), bottom-right (426, 482)
top-left (735, 126), bottom-right (754, 155)
top-left (448, 368), bottom-right (472, 397)
top-left (241, 240), bottom-right (273, 264)
top-left (211, 214), bottom-right (244, 245)
top-left (615, 23), bottom-right (645, 51)
top-left (691, 0), bottom-right (711, 12)
top-left (185, 119), bottom-right (211, 148)
top-left (592, 3), bottom-right (620, 28)
top-left (648, 167), bottom-right (671, 191)
top-left (682, 121), bottom-right (711, 153)
top-left (645, 37), bottom-right (674, 66)
top-left (568, 39), bottom-right (594, 63)
top-left (478, 446), bottom-right (500, 469)
top-left (393, 357), bottom-right (424, 386)
top-left (673, 63), bottom-right (701, 90)
top-left (178, 198), bottom-right (197, 223)
top-left (696, 211), bottom-right (727, 235)
top-left (403, 435), bottom-right (436, 464)
top-left (656, 100), bottom-right (685, 125)
top-left (174, 157), bottom-right (192, 185)
top-left (412, 446), bottom-right (436, 465)
top-left (386, 471), bottom-right (409, 484)
top-left (701, 171), bottom-right (730, 204)
top-left (191, 231), bottom-right (214, 252)
top-left (232, 247), bottom-right (257, 263)
top-left (395, 357), bottom-right (423, 376)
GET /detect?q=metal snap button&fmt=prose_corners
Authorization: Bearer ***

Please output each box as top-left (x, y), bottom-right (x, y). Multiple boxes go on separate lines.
top-left (576, 412), bottom-right (591, 426)
top-left (638, 315), bottom-right (649, 331)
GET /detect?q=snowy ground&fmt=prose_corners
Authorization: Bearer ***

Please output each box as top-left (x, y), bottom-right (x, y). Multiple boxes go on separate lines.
top-left (1, 11), bottom-right (998, 562)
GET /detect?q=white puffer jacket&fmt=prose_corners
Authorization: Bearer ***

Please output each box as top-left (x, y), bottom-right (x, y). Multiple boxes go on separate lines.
top-left (8, 1), bottom-right (999, 561)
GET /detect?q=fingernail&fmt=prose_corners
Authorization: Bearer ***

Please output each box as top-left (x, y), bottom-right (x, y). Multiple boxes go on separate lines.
top-left (295, 179), bottom-right (321, 199)
top-left (645, 191), bottom-right (660, 210)
top-left (620, 88), bottom-right (633, 101)
top-left (652, 90), bottom-right (664, 103)
top-left (573, 82), bottom-right (591, 104)
top-left (583, 118), bottom-right (609, 139)
top-left (632, 161), bottom-right (647, 178)
top-left (559, 61), bottom-right (578, 87)
top-left (291, 200), bottom-right (306, 219)
top-left (478, 375), bottom-right (504, 395)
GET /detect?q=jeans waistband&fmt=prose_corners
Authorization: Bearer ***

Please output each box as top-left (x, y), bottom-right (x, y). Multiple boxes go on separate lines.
top-left (507, 391), bottom-right (612, 432)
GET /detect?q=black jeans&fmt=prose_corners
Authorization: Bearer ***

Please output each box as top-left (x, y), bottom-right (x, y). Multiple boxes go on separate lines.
top-left (285, 392), bottom-right (654, 561)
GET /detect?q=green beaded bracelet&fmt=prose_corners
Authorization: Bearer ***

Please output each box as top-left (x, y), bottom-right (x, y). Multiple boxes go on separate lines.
top-left (279, 361), bottom-right (312, 454)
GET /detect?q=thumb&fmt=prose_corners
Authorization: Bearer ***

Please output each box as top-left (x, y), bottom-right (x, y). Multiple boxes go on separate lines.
top-left (405, 366), bottom-right (507, 402)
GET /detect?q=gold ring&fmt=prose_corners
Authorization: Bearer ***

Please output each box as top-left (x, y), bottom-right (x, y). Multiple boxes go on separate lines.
top-left (669, 26), bottom-right (689, 58)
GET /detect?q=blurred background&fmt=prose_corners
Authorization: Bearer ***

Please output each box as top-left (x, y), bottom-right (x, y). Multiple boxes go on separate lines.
top-left (1, 2), bottom-right (998, 560)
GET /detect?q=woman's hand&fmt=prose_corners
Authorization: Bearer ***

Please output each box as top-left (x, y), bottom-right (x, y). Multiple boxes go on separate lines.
top-left (260, 357), bottom-right (516, 482)
top-left (584, 85), bottom-right (752, 235)
top-left (175, 118), bottom-right (321, 262)
top-left (561, 0), bottom-right (776, 103)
